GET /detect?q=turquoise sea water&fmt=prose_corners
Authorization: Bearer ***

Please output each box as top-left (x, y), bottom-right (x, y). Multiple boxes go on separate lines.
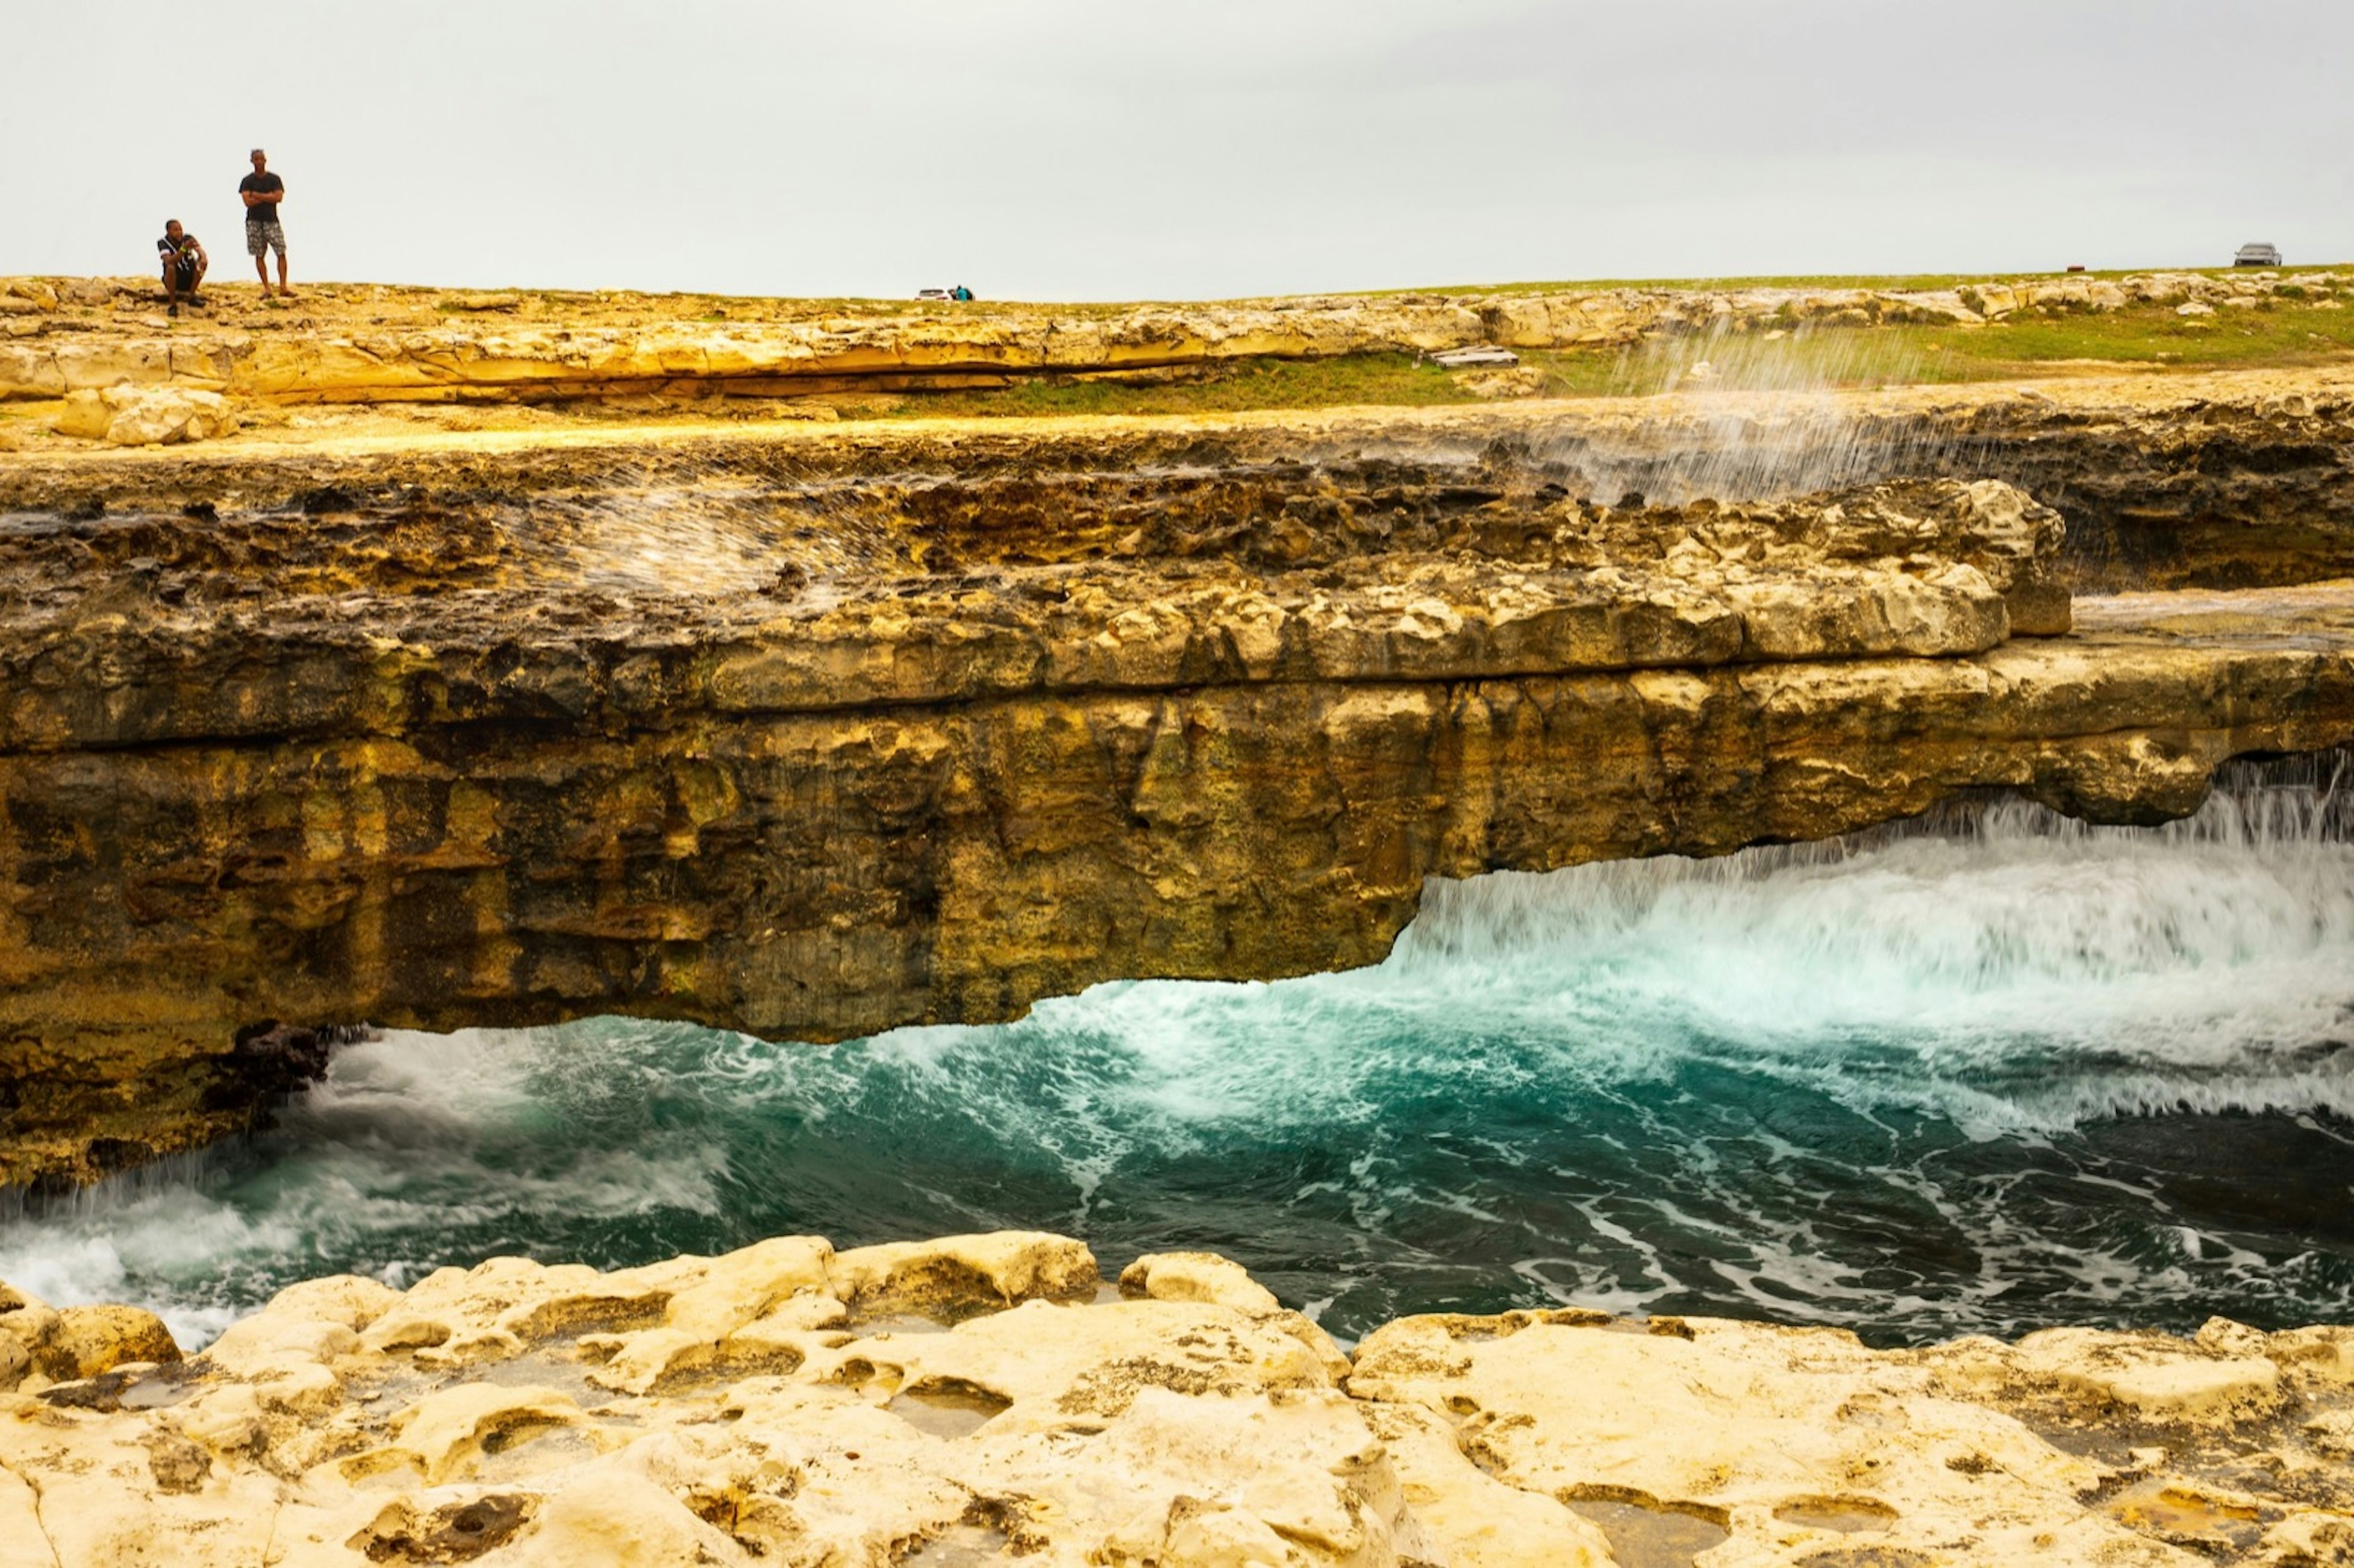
top-left (5, 759), bottom-right (2352, 1350)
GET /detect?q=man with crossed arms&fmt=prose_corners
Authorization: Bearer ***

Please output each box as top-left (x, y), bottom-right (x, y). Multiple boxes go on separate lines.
top-left (240, 147), bottom-right (294, 299)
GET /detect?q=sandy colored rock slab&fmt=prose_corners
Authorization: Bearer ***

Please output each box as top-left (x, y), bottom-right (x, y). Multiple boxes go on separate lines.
top-left (51, 384), bottom-right (236, 446)
top-left (0, 1234), bottom-right (1432, 1566)
top-left (6, 582), bottom-right (2352, 1187)
top-left (7, 1236), bottom-right (2354, 1565)
top-left (0, 1281), bottom-right (180, 1386)
top-left (1353, 1306), bottom-right (2354, 1566)
top-left (6, 364), bottom-right (2347, 595)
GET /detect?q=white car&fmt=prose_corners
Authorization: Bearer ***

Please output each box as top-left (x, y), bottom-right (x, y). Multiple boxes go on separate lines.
top-left (2234, 243), bottom-right (2283, 267)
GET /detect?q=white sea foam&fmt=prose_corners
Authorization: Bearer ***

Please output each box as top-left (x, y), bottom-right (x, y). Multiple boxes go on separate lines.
top-left (1521, 318), bottom-right (1967, 506)
top-left (1393, 782), bottom-right (2354, 1132)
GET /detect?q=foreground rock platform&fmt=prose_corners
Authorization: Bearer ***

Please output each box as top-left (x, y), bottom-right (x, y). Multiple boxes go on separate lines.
top-left (5, 378), bottom-right (2354, 1185)
top-left (5, 1232), bottom-right (2351, 1566)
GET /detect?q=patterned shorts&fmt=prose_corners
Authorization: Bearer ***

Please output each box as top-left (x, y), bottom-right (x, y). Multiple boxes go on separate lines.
top-left (245, 219), bottom-right (286, 257)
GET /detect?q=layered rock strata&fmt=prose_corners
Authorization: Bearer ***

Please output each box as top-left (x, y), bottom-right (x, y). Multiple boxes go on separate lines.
top-left (6, 1231), bottom-right (2352, 1566)
top-left (7, 411), bottom-right (2354, 1184)
top-left (3, 268), bottom-right (2344, 406)
top-left (7, 369), bottom-right (2348, 591)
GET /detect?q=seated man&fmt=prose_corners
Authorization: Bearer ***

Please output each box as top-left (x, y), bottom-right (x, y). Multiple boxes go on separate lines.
top-left (157, 220), bottom-right (207, 315)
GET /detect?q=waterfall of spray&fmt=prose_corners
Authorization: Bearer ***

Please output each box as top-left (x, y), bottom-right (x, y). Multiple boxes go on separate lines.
top-left (490, 454), bottom-right (934, 604)
top-left (1410, 749), bottom-right (2354, 961)
top-left (1525, 318), bottom-right (1980, 506)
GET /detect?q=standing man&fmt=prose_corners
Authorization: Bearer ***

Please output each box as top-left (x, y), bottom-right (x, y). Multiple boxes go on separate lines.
top-left (156, 220), bottom-right (207, 316)
top-left (239, 148), bottom-right (292, 299)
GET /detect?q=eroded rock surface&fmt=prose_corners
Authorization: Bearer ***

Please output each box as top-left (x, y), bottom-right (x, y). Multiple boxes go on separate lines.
top-left (4, 1233), bottom-right (2349, 1565)
top-left (9, 368), bottom-right (2347, 590)
top-left (6, 394), bottom-right (2354, 1184)
top-left (52, 385), bottom-right (237, 447)
top-left (3, 270), bottom-right (2344, 409)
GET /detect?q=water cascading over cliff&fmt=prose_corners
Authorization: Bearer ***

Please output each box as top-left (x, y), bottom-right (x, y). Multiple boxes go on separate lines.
top-left (7, 751), bottom-right (2349, 1350)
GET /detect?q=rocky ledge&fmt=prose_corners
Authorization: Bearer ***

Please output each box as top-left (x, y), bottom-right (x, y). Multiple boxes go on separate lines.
top-left (6, 381), bottom-right (2354, 1185)
top-left (4, 268), bottom-right (2345, 413)
top-left (7, 367), bottom-right (2348, 592)
top-left (5, 1231), bottom-right (2351, 1566)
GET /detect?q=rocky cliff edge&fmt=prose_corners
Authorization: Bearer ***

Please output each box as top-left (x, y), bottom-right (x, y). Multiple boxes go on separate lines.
top-left (7, 384), bottom-right (2354, 1187)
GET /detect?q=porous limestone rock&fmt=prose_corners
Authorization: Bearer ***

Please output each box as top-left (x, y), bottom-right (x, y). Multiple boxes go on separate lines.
top-left (5, 1236), bottom-right (2353, 1566)
top-left (52, 382), bottom-right (236, 445)
top-left (1349, 1303), bottom-right (2354, 1567)
top-left (0, 1235), bottom-right (1433, 1567)
top-left (0, 1281), bottom-right (180, 1386)
top-left (0, 280), bottom-right (59, 313)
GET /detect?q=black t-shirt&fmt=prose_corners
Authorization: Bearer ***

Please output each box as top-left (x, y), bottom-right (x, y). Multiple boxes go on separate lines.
top-left (240, 172), bottom-right (283, 223)
top-left (158, 234), bottom-right (200, 271)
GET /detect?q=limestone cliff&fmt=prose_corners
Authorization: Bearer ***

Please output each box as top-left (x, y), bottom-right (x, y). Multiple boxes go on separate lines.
top-left (5, 382), bottom-right (2354, 1186)
top-left (5, 1232), bottom-right (2350, 1566)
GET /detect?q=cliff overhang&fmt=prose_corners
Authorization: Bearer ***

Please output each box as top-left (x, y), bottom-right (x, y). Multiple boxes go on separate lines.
top-left (3, 383), bottom-right (2353, 1186)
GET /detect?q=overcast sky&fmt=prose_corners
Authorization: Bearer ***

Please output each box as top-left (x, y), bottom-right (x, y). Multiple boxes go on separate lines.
top-left (9, 1), bottom-right (2348, 300)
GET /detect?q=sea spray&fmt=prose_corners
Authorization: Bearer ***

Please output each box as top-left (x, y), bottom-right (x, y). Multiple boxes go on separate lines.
top-left (1518, 316), bottom-right (1979, 505)
top-left (4, 756), bottom-right (2349, 1349)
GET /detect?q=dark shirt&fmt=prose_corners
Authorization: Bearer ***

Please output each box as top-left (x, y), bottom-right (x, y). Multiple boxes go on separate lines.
top-left (240, 172), bottom-right (283, 224)
top-left (158, 234), bottom-right (200, 273)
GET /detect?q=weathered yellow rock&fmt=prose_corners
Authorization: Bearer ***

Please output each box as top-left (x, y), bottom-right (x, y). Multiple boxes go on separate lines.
top-left (0, 269), bottom-right (2339, 405)
top-left (379, 1382), bottom-right (594, 1483)
top-left (0, 1282), bottom-right (181, 1390)
top-left (1357, 1400), bottom-right (1617, 1567)
top-left (50, 381), bottom-right (236, 444)
top-left (1121, 1250), bottom-right (1285, 1312)
top-left (826, 1230), bottom-right (1101, 1313)
top-left (7, 1237), bottom-right (2354, 1565)
top-left (43, 1304), bottom-right (183, 1380)
top-left (0, 1330), bottom-right (29, 1388)
top-left (51, 386), bottom-right (111, 438)
top-left (2011, 1325), bottom-right (2284, 1422)
top-left (0, 1464), bottom-right (50, 1568)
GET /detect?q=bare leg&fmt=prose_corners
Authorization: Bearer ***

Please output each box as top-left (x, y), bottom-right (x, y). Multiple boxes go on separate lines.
top-left (253, 248), bottom-right (272, 295)
top-left (276, 248), bottom-right (292, 298)
top-left (162, 264), bottom-right (181, 306)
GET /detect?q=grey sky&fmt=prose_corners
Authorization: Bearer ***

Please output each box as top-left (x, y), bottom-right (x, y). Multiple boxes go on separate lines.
top-left (8, 0), bottom-right (2348, 300)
